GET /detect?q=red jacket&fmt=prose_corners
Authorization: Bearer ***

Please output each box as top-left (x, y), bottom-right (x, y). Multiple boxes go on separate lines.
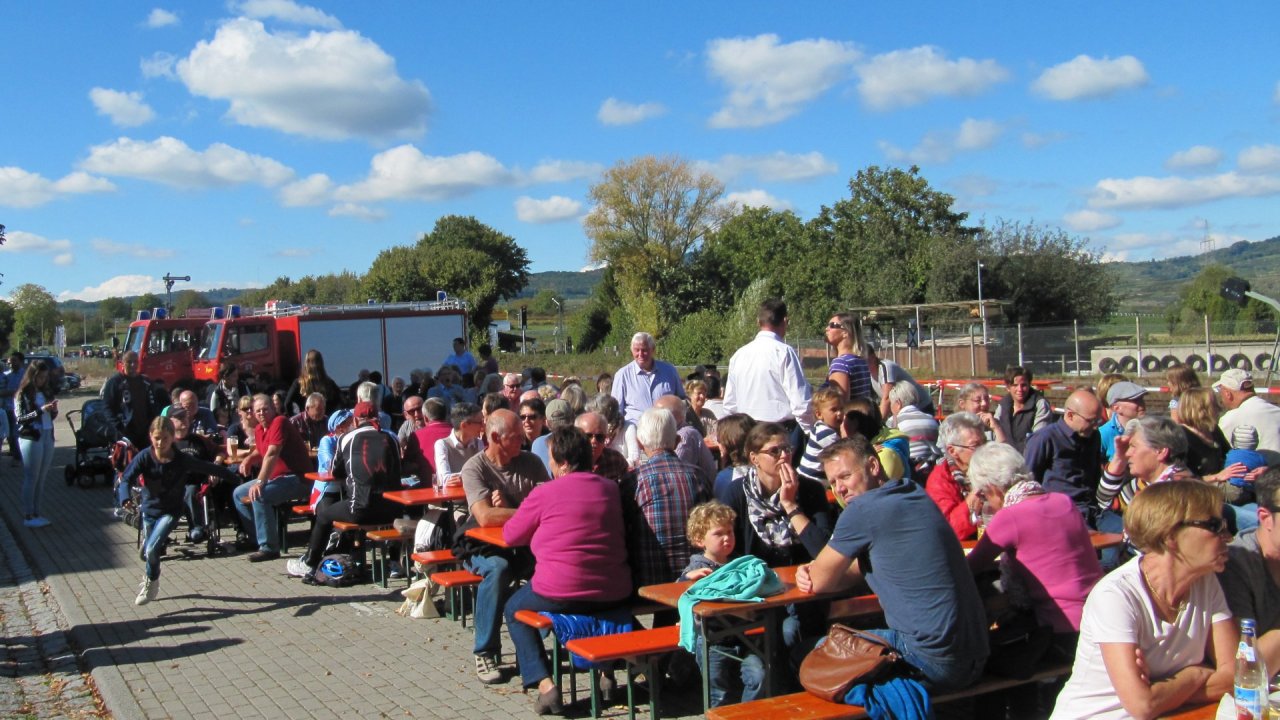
top-left (925, 460), bottom-right (977, 541)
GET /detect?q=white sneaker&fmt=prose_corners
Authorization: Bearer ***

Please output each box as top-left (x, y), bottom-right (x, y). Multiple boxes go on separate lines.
top-left (286, 557), bottom-right (311, 578)
top-left (24, 517), bottom-right (50, 528)
top-left (134, 578), bottom-right (159, 605)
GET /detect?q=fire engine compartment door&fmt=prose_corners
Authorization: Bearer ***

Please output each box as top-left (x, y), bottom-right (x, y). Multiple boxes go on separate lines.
top-left (297, 318), bottom-right (387, 387)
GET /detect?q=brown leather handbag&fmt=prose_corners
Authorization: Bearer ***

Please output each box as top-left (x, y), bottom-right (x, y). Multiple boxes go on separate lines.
top-left (799, 624), bottom-right (902, 702)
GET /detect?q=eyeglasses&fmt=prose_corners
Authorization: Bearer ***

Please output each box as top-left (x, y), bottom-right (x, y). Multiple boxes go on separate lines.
top-left (504, 384), bottom-right (521, 389)
top-left (584, 432), bottom-right (608, 443)
top-left (406, 406), bottom-right (423, 414)
top-left (948, 442), bottom-right (981, 451)
top-left (759, 444), bottom-right (792, 458)
top-left (1179, 517), bottom-right (1228, 535)
top-left (1070, 411), bottom-right (1104, 427)
top-left (519, 414), bottom-right (542, 422)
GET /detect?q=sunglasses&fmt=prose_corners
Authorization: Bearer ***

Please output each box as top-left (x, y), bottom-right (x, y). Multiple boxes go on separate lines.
top-left (759, 444), bottom-right (792, 458)
top-left (584, 432), bottom-right (608, 443)
top-left (519, 414), bottom-right (542, 422)
top-left (826, 322), bottom-right (844, 330)
top-left (1179, 517), bottom-right (1228, 535)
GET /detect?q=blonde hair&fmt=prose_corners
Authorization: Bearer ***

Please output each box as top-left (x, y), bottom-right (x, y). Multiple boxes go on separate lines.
top-left (1176, 387), bottom-right (1220, 437)
top-left (687, 501), bottom-right (737, 545)
top-left (812, 387), bottom-right (843, 413)
top-left (1124, 480), bottom-right (1223, 554)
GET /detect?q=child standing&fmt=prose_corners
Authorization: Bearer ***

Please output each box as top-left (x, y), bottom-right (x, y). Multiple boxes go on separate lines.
top-left (797, 388), bottom-right (842, 486)
top-left (679, 501), bottom-right (764, 707)
top-left (122, 416), bottom-right (238, 605)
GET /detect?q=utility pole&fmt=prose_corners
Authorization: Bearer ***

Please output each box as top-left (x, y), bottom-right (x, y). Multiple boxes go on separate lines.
top-left (163, 273), bottom-right (190, 312)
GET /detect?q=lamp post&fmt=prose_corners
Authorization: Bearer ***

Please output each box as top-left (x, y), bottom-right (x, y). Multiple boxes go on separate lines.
top-left (977, 260), bottom-right (987, 345)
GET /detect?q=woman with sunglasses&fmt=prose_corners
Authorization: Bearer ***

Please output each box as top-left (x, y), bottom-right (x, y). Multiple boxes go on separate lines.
top-left (715, 421), bottom-right (835, 670)
top-left (1050, 481), bottom-right (1236, 720)
top-left (822, 312), bottom-right (874, 405)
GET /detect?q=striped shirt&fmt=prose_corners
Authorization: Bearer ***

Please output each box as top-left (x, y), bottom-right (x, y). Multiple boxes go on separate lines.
top-left (798, 421), bottom-right (839, 485)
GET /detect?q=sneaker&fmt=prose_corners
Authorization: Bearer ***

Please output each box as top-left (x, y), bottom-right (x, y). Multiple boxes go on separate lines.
top-left (475, 653), bottom-right (503, 685)
top-left (301, 572), bottom-right (319, 586)
top-left (113, 507), bottom-right (127, 520)
top-left (388, 561), bottom-right (405, 580)
top-left (24, 517), bottom-right (50, 528)
top-left (134, 578), bottom-right (159, 605)
top-left (248, 550), bottom-right (280, 563)
top-left (533, 685), bottom-right (564, 715)
top-left (286, 557), bottom-right (311, 578)
top-left (234, 533), bottom-right (256, 552)
top-left (188, 526), bottom-right (207, 544)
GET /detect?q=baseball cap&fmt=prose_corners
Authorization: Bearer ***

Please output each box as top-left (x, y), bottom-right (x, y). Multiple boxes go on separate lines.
top-left (1105, 381), bottom-right (1147, 405)
top-left (1213, 368), bottom-right (1254, 392)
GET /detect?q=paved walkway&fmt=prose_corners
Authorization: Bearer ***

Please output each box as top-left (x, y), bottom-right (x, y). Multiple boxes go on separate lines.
top-left (0, 393), bottom-right (704, 719)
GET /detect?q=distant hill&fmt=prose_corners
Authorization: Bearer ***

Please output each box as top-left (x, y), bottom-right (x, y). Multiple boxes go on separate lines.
top-left (513, 268), bottom-right (604, 299)
top-left (1107, 235), bottom-right (1280, 313)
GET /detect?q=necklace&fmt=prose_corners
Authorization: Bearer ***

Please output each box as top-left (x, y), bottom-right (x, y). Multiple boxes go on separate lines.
top-left (1139, 560), bottom-right (1187, 621)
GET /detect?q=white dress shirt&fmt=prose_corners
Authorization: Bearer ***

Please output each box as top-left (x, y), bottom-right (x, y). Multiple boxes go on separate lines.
top-left (723, 330), bottom-right (814, 432)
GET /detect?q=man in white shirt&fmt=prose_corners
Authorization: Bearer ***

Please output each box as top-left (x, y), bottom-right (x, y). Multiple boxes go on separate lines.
top-left (723, 299), bottom-right (814, 446)
top-left (1217, 368), bottom-right (1280, 465)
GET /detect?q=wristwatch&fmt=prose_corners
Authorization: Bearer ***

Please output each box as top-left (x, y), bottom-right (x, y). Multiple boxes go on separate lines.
top-left (786, 506), bottom-right (804, 520)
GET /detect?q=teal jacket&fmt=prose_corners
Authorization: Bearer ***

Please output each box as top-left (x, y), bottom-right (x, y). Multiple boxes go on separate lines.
top-left (677, 555), bottom-right (784, 652)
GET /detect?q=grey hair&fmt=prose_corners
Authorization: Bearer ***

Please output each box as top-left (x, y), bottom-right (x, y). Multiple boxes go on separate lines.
top-left (967, 443), bottom-right (1034, 496)
top-left (1129, 415), bottom-right (1187, 461)
top-left (585, 393), bottom-right (623, 434)
top-left (305, 392), bottom-right (325, 409)
top-left (637, 407), bottom-right (678, 452)
top-left (954, 382), bottom-right (987, 411)
top-left (356, 380), bottom-right (380, 404)
top-left (938, 412), bottom-right (985, 449)
top-left (888, 380), bottom-right (917, 408)
top-left (560, 384), bottom-right (587, 415)
top-left (631, 332), bottom-right (655, 350)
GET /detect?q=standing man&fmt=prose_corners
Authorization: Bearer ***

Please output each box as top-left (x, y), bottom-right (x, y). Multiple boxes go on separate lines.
top-left (441, 337), bottom-right (477, 377)
top-left (458, 409), bottom-right (549, 685)
top-left (102, 350), bottom-right (164, 449)
top-left (1217, 369), bottom-right (1280, 465)
top-left (232, 394), bottom-right (314, 562)
top-left (799, 436), bottom-right (989, 692)
top-left (1, 352), bottom-right (24, 464)
top-left (723, 299), bottom-right (814, 448)
top-left (611, 332), bottom-right (685, 425)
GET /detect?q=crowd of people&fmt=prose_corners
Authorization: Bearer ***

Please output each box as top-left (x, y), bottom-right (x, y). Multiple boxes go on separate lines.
top-left (9, 300), bottom-right (1280, 719)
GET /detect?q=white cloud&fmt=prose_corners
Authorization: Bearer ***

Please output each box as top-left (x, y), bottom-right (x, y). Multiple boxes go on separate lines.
top-left (706, 34), bottom-right (860, 128)
top-left (0, 167), bottom-right (115, 208)
top-left (1021, 131), bottom-right (1068, 149)
top-left (1090, 171), bottom-right (1280, 210)
top-left (879, 118), bottom-right (1003, 164)
top-left (856, 46), bottom-right (1008, 111)
top-left (90, 238), bottom-right (174, 259)
top-left (1105, 232), bottom-right (1210, 260)
top-left (1164, 145), bottom-right (1222, 171)
top-left (53, 253), bottom-right (74, 266)
top-left (146, 8), bottom-right (178, 28)
top-left (723, 189), bottom-right (793, 211)
top-left (0, 230), bottom-right (72, 255)
top-left (327, 203), bottom-right (386, 221)
top-left (515, 195), bottom-right (583, 223)
top-left (57, 274), bottom-right (262, 301)
top-left (598, 98), bottom-right (667, 126)
top-left (233, 0), bottom-right (341, 29)
top-left (526, 160), bottom-right (604, 184)
top-left (141, 52), bottom-right (177, 79)
top-left (81, 136), bottom-right (294, 189)
top-left (335, 145), bottom-right (513, 202)
top-left (708, 151), bottom-right (837, 183)
top-left (1238, 144), bottom-right (1280, 174)
top-left (89, 88), bottom-right (156, 127)
top-left (1063, 209), bottom-right (1122, 232)
top-left (279, 173), bottom-right (334, 206)
top-left (948, 174), bottom-right (1000, 199)
top-left (1032, 54), bottom-right (1149, 101)
top-left (176, 18), bottom-right (430, 141)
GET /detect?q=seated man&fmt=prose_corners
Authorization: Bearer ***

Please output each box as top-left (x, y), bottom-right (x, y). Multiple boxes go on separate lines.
top-left (654, 394), bottom-right (717, 491)
top-left (289, 401), bottom-right (402, 583)
top-left (799, 436), bottom-right (989, 692)
top-left (886, 380), bottom-right (941, 472)
top-left (404, 398), bottom-right (451, 480)
top-left (289, 392), bottom-right (328, 448)
top-left (232, 394), bottom-right (314, 562)
top-left (574, 411), bottom-right (628, 482)
top-left (1219, 467), bottom-right (1280, 671)
top-left (174, 389), bottom-right (220, 437)
top-left (458, 409), bottom-right (549, 685)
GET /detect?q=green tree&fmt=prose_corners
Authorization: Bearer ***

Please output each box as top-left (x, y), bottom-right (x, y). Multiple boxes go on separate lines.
top-left (584, 155), bottom-right (733, 336)
top-left (527, 288), bottom-right (561, 316)
top-left (172, 290), bottom-right (211, 316)
top-left (1173, 263), bottom-right (1270, 333)
top-left (98, 296), bottom-right (130, 324)
top-left (132, 293), bottom-right (164, 314)
top-left (980, 220), bottom-right (1116, 324)
top-left (0, 300), bottom-right (14, 354)
top-left (10, 284), bottom-right (59, 349)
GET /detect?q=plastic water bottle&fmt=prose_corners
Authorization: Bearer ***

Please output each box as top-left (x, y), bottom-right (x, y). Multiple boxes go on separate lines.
top-left (1236, 618), bottom-right (1268, 720)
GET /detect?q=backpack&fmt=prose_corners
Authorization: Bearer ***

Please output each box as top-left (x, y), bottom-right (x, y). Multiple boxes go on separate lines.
top-left (314, 554), bottom-right (357, 587)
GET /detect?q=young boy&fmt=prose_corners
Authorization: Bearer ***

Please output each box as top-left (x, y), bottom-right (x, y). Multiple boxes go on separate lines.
top-left (679, 502), bottom-right (763, 706)
top-left (797, 387), bottom-right (842, 485)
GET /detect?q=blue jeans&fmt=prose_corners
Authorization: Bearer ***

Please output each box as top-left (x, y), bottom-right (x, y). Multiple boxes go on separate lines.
top-left (141, 514), bottom-right (179, 580)
top-left (465, 553), bottom-right (513, 657)
top-left (859, 628), bottom-right (985, 693)
top-left (502, 583), bottom-right (628, 689)
top-left (232, 474), bottom-right (310, 552)
top-left (19, 433), bottom-right (55, 517)
top-left (694, 633), bottom-right (764, 707)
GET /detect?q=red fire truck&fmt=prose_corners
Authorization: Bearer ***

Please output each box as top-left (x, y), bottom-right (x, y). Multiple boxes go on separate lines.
top-left (191, 299), bottom-right (470, 390)
top-left (118, 307), bottom-right (214, 389)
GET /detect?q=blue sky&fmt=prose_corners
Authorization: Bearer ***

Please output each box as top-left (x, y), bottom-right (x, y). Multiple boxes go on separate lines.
top-left (2, 1), bottom-right (1278, 303)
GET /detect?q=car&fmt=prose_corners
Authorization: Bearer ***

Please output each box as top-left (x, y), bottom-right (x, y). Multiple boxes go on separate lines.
top-left (22, 353), bottom-right (71, 392)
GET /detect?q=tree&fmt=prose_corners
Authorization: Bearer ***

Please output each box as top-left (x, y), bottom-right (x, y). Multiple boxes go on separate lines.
top-left (0, 299), bottom-right (15, 354)
top-left (132, 293), bottom-right (164, 314)
top-left (527, 288), bottom-right (561, 316)
top-left (172, 290), bottom-right (211, 316)
top-left (979, 220), bottom-right (1116, 324)
top-left (10, 284), bottom-right (59, 349)
top-left (1173, 263), bottom-right (1269, 333)
top-left (98, 297), bottom-right (130, 324)
top-left (584, 155), bottom-right (733, 336)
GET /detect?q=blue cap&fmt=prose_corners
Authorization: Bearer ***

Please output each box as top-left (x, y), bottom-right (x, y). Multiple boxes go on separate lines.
top-left (327, 409), bottom-right (353, 433)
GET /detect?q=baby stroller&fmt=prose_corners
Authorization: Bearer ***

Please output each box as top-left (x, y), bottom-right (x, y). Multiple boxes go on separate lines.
top-left (63, 399), bottom-right (118, 488)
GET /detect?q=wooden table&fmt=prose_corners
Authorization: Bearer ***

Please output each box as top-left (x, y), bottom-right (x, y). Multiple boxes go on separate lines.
top-left (960, 531), bottom-right (1124, 552)
top-left (304, 472), bottom-right (333, 482)
top-left (464, 525), bottom-right (515, 549)
top-left (638, 565), bottom-right (850, 711)
top-left (382, 486), bottom-right (467, 507)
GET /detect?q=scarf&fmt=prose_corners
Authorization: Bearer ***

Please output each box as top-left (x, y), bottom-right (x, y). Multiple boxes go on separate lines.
top-left (1002, 479), bottom-right (1045, 507)
top-left (743, 468), bottom-right (794, 549)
